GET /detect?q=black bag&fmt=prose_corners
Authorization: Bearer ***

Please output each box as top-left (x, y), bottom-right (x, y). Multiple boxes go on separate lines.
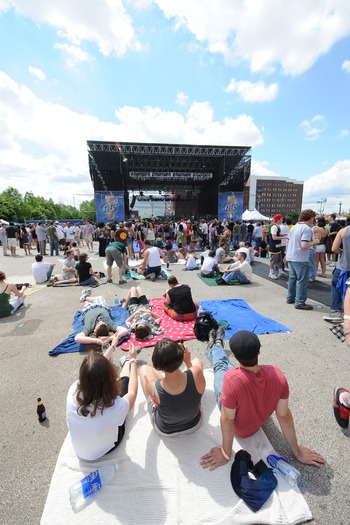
top-left (194, 312), bottom-right (219, 341)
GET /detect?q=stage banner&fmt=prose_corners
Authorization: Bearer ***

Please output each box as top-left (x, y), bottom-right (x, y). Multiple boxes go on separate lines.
top-left (95, 191), bottom-right (125, 223)
top-left (218, 192), bottom-right (243, 222)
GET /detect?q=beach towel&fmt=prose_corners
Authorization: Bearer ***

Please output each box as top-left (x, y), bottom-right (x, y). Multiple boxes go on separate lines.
top-left (197, 299), bottom-right (290, 338)
top-left (48, 306), bottom-right (129, 356)
top-left (197, 272), bottom-right (241, 286)
top-left (120, 297), bottom-right (196, 350)
top-left (41, 370), bottom-right (312, 525)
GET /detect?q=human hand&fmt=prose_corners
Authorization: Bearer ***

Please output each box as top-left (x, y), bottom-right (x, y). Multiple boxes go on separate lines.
top-left (183, 345), bottom-right (191, 366)
top-left (128, 342), bottom-right (137, 360)
top-left (200, 447), bottom-right (229, 471)
top-left (294, 445), bottom-right (325, 467)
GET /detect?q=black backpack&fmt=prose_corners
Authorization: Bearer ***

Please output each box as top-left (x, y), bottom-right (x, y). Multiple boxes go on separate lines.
top-left (194, 312), bottom-right (219, 342)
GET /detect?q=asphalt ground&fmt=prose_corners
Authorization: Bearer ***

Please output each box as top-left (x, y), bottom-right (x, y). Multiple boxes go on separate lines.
top-left (0, 249), bottom-right (349, 525)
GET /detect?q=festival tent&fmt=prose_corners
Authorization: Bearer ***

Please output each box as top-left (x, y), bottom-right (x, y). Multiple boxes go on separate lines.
top-left (242, 209), bottom-right (270, 221)
top-left (0, 219), bottom-right (9, 224)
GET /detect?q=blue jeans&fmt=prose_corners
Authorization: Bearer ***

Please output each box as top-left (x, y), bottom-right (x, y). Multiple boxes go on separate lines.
top-left (233, 233), bottom-right (240, 246)
top-left (206, 343), bottom-right (234, 409)
top-left (79, 276), bottom-right (97, 286)
top-left (287, 261), bottom-right (310, 305)
top-left (331, 268), bottom-right (343, 311)
top-left (308, 249), bottom-right (316, 280)
top-left (50, 238), bottom-right (59, 256)
top-left (223, 270), bottom-right (250, 284)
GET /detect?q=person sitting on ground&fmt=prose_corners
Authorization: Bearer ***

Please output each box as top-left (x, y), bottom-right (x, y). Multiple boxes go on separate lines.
top-left (139, 338), bottom-right (206, 435)
top-left (140, 240), bottom-right (169, 280)
top-left (32, 254), bottom-right (56, 284)
top-left (50, 250), bottom-right (77, 286)
top-left (200, 245), bottom-right (210, 266)
top-left (183, 249), bottom-right (199, 271)
top-left (105, 229), bottom-right (130, 284)
top-left (163, 276), bottom-right (198, 321)
top-left (258, 239), bottom-right (269, 258)
top-left (75, 291), bottom-right (128, 349)
top-left (175, 246), bottom-right (187, 261)
top-left (164, 244), bottom-right (178, 264)
top-left (200, 250), bottom-right (220, 278)
top-left (244, 241), bottom-right (255, 264)
top-left (0, 271), bottom-right (27, 318)
top-left (215, 242), bottom-right (234, 265)
top-left (333, 285), bottom-right (350, 426)
top-left (123, 285), bottom-right (162, 340)
top-left (71, 242), bottom-right (81, 261)
top-left (75, 253), bottom-right (102, 287)
top-left (66, 342), bottom-right (138, 461)
top-left (200, 329), bottom-right (325, 471)
top-left (217, 251), bottom-right (252, 285)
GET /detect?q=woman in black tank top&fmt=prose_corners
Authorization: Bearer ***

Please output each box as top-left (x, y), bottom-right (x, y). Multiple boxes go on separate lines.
top-left (139, 338), bottom-right (206, 434)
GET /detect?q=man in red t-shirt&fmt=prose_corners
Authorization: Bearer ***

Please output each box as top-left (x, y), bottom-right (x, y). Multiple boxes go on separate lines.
top-left (200, 330), bottom-right (325, 471)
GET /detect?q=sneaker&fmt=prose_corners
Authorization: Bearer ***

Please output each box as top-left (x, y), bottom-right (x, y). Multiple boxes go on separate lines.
top-left (286, 299), bottom-right (295, 304)
top-left (79, 289), bottom-right (91, 302)
top-left (333, 387), bottom-right (350, 428)
top-left (323, 311), bottom-right (343, 323)
top-left (278, 272), bottom-right (288, 278)
top-left (119, 354), bottom-right (130, 367)
top-left (160, 269), bottom-right (167, 279)
top-left (294, 303), bottom-right (313, 310)
top-left (216, 278), bottom-right (227, 285)
top-left (269, 274), bottom-right (278, 280)
top-left (150, 273), bottom-right (156, 282)
top-left (216, 327), bottom-right (225, 345)
top-left (208, 329), bottom-right (217, 348)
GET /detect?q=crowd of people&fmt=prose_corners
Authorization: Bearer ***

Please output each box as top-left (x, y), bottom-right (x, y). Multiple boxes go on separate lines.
top-left (1, 209), bottom-right (350, 500)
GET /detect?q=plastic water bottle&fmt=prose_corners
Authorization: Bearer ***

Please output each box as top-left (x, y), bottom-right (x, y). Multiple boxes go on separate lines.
top-left (258, 444), bottom-right (300, 488)
top-left (115, 294), bottom-right (118, 305)
top-left (69, 464), bottom-right (116, 510)
top-left (266, 454), bottom-right (301, 488)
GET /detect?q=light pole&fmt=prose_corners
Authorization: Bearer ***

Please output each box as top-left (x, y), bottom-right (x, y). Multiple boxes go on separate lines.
top-left (339, 201), bottom-right (342, 215)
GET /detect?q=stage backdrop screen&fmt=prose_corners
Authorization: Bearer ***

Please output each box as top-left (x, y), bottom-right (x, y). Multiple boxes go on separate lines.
top-left (95, 191), bottom-right (125, 223)
top-left (218, 192), bottom-right (243, 222)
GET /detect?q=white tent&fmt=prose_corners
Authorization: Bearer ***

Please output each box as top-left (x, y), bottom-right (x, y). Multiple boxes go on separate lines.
top-left (242, 209), bottom-right (270, 221)
top-left (0, 219), bottom-right (9, 224)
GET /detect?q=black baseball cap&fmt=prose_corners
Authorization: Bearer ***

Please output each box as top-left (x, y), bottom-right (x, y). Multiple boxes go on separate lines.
top-left (229, 330), bottom-right (261, 360)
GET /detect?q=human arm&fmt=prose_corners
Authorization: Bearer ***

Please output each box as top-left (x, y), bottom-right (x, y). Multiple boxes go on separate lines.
top-left (123, 252), bottom-right (129, 270)
top-left (331, 228), bottom-right (345, 254)
top-left (200, 405), bottom-right (236, 470)
top-left (102, 328), bottom-right (128, 361)
top-left (164, 292), bottom-right (171, 305)
top-left (275, 398), bottom-right (325, 466)
top-left (74, 331), bottom-right (103, 346)
top-left (122, 343), bottom-right (138, 412)
top-left (8, 283), bottom-right (26, 299)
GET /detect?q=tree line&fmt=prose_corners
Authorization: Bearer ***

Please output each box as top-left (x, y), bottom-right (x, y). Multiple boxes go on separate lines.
top-left (0, 187), bottom-right (96, 222)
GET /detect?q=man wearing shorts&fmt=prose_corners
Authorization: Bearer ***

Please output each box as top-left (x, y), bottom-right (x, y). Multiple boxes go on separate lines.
top-left (82, 220), bottom-right (94, 252)
top-left (105, 229), bottom-right (129, 284)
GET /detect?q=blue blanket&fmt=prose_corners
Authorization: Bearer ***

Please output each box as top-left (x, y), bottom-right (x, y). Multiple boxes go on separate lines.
top-left (49, 306), bottom-right (129, 356)
top-left (197, 299), bottom-right (290, 338)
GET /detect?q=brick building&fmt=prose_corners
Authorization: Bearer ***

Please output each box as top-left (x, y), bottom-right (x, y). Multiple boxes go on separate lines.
top-left (245, 175), bottom-right (303, 217)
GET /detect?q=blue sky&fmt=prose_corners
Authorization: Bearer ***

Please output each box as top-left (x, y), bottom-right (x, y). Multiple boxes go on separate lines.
top-left (0, 0), bottom-right (350, 215)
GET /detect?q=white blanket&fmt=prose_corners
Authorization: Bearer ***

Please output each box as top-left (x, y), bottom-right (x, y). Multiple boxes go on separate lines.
top-left (41, 370), bottom-right (312, 525)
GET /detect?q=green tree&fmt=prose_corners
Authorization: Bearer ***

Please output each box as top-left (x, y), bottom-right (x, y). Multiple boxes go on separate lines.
top-left (79, 199), bottom-right (96, 221)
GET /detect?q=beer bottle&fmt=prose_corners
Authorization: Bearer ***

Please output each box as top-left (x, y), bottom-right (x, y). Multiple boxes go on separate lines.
top-left (37, 397), bottom-right (46, 422)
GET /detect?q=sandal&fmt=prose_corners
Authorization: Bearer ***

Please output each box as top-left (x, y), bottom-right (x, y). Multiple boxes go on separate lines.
top-left (107, 279), bottom-right (113, 283)
top-left (318, 274), bottom-right (327, 278)
top-left (119, 279), bottom-right (127, 285)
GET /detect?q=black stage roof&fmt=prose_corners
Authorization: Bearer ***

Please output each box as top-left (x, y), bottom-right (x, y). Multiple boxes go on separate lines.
top-left (87, 141), bottom-right (251, 193)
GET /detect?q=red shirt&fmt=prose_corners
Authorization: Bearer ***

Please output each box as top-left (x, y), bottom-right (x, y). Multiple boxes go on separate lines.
top-left (220, 365), bottom-right (289, 438)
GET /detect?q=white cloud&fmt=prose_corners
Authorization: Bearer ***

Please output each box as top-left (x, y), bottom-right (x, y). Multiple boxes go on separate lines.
top-left (224, 79), bottom-right (278, 102)
top-left (342, 60), bottom-right (350, 73)
top-left (303, 160), bottom-right (350, 212)
top-left (0, 0), bottom-right (142, 56)
top-left (54, 43), bottom-right (93, 67)
top-left (175, 91), bottom-right (189, 106)
top-left (155, 1), bottom-right (350, 75)
top-left (251, 159), bottom-right (280, 178)
top-left (338, 129), bottom-right (349, 139)
top-left (0, 71), bottom-right (263, 204)
top-left (300, 114), bottom-right (327, 140)
top-left (28, 66), bottom-right (46, 80)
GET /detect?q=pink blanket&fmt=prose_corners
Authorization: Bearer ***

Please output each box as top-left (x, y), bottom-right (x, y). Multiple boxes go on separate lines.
top-left (120, 297), bottom-right (196, 350)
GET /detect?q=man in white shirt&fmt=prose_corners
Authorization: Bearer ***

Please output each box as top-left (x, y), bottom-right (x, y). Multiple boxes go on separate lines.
top-left (141, 240), bottom-right (168, 280)
top-left (63, 222), bottom-right (76, 252)
top-left (32, 255), bottom-right (56, 283)
top-left (217, 252), bottom-right (252, 285)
